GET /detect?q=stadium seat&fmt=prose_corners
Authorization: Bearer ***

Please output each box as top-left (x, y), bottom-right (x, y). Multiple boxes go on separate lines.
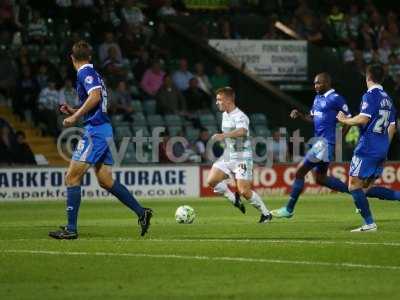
top-left (185, 127), bottom-right (200, 142)
top-left (205, 125), bottom-right (219, 136)
top-left (167, 126), bottom-right (183, 137)
top-left (115, 126), bottom-right (132, 140)
top-left (253, 125), bottom-right (271, 137)
top-left (132, 112), bottom-right (147, 126)
top-left (250, 113), bottom-right (268, 127)
top-left (147, 114), bottom-right (165, 126)
top-left (131, 100), bottom-right (143, 112)
top-left (199, 113), bottom-right (217, 127)
top-left (132, 126), bottom-right (150, 137)
top-left (122, 143), bottom-right (137, 165)
top-left (165, 114), bottom-right (183, 126)
top-left (143, 99), bottom-right (157, 115)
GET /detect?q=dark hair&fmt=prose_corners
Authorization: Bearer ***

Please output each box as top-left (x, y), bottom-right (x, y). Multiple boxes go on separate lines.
top-left (215, 86), bottom-right (235, 100)
top-left (71, 40), bottom-right (92, 61)
top-left (16, 130), bottom-right (26, 138)
top-left (366, 64), bottom-right (385, 84)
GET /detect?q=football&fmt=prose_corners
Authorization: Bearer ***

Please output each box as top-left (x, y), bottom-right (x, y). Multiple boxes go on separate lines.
top-left (175, 205), bottom-right (195, 224)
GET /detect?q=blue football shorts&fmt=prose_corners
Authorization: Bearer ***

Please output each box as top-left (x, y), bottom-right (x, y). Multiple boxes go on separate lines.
top-left (72, 123), bottom-right (114, 165)
top-left (349, 155), bottom-right (384, 180)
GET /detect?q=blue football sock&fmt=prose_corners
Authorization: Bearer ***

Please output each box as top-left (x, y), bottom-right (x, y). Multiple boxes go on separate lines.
top-left (66, 186), bottom-right (81, 232)
top-left (108, 181), bottom-right (145, 217)
top-left (286, 178), bottom-right (305, 213)
top-left (350, 189), bottom-right (374, 225)
top-left (366, 187), bottom-right (400, 201)
top-left (324, 176), bottom-right (349, 193)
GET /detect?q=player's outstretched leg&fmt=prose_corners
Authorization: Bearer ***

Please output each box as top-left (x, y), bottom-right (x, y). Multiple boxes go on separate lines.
top-left (95, 164), bottom-right (152, 236)
top-left (207, 167), bottom-right (245, 214)
top-left (237, 180), bottom-right (271, 223)
top-left (349, 176), bottom-right (377, 232)
top-left (366, 186), bottom-right (400, 201)
top-left (49, 161), bottom-right (90, 239)
top-left (271, 162), bottom-right (313, 218)
top-left (316, 173), bottom-right (349, 193)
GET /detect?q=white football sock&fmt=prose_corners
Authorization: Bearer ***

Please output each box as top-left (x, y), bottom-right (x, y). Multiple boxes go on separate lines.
top-left (214, 181), bottom-right (236, 204)
top-left (249, 191), bottom-right (269, 215)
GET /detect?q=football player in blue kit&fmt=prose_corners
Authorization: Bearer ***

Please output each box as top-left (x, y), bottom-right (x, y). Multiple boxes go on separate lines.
top-left (49, 41), bottom-right (152, 239)
top-left (337, 64), bottom-right (398, 232)
top-left (272, 73), bottom-right (352, 218)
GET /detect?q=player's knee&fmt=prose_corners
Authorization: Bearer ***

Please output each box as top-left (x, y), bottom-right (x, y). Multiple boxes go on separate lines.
top-left (237, 186), bottom-right (251, 198)
top-left (65, 172), bottom-right (79, 187)
top-left (207, 178), bottom-right (218, 188)
top-left (98, 178), bottom-right (113, 190)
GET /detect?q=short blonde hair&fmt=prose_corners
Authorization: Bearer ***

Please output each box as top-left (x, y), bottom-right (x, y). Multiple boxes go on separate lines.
top-left (215, 86), bottom-right (235, 100)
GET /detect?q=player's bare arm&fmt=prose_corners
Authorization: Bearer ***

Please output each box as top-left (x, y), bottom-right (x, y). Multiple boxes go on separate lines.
top-left (212, 128), bottom-right (247, 141)
top-left (336, 111), bottom-right (369, 126)
top-left (60, 103), bottom-right (78, 115)
top-left (290, 109), bottom-right (313, 122)
top-left (63, 88), bottom-right (101, 127)
top-left (388, 123), bottom-right (397, 142)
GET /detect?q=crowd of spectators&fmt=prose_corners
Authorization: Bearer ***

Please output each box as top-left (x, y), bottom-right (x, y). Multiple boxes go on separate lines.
top-left (0, 0), bottom-right (236, 164)
top-left (0, 118), bottom-right (36, 166)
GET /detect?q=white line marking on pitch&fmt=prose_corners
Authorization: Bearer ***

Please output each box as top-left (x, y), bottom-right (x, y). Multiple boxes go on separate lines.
top-left (3, 238), bottom-right (400, 247)
top-left (1, 249), bottom-right (399, 271)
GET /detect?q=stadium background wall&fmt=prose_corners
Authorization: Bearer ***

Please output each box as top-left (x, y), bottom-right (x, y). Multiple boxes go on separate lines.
top-left (2, 164), bottom-right (400, 200)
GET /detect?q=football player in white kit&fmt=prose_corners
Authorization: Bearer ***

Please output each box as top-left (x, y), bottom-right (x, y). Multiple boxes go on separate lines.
top-left (206, 87), bottom-right (272, 223)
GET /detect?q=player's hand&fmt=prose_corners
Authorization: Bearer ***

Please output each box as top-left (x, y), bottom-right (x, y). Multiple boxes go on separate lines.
top-left (60, 104), bottom-right (73, 115)
top-left (63, 115), bottom-right (78, 127)
top-left (212, 133), bottom-right (225, 141)
top-left (336, 111), bottom-right (348, 123)
top-left (290, 109), bottom-right (300, 119)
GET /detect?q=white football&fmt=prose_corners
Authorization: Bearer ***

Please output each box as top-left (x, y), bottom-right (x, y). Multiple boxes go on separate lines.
top-left (175, 205), bottom-right (195, 224)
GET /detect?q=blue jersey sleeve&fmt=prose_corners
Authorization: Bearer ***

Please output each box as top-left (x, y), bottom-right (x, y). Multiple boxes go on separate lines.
top-left (334, 95), bottom-right (351, 116)
top-left (310, 96), bottom-right (317, 116)
top-left (359, 93), bottom-right (376, 118)
top-left (390, 107), bottom-right (397, 124)
top-left (79, 68), bottom-right (101, 95)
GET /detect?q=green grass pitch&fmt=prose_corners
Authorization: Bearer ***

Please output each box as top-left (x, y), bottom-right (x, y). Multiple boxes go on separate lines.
top-left (1, 195), bottom-right (400, 299)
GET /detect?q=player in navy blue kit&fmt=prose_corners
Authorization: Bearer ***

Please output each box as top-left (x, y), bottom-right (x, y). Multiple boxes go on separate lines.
top-left (272, 73), bottom-right (351, 218)
top-left (49, 41), bottom-right (152, 239)
top-left (337, 65), bottom-right (398, 232)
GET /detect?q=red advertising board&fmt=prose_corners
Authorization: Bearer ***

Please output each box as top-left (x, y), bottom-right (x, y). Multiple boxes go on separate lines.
top-left (200, 162), bottom-right (400, 197)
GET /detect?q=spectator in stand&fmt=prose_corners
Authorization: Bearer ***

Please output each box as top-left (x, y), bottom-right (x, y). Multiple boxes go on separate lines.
top-left (16, 45), bottom-right (31, 70)
top-left (0, 125), bottom-right (14, 165)
top-left (35, 64), bottom-right (49, 90)
top-left (98, 31), bottom-right (123, 64)
top-left (388, 54), bottom-right (400, 80)
top-left (59, 78), bottom-right (79, 108)
top-left (346, 4), bottom-right (363, 39)
top-left (156, 73), bottom-right (186, 114)
top-left (35, 49), bottom-right (59, 82)
top-left (172, 57), bottom-right (193, 91)
top-left (158, 0), bottom-right (177, 16)
top-left (119, 24), bottom-right (145, 60)
top-left (194, 127), bottom-right (223, 162)
top-left (358, 22), bottom-right (375, 50)
top-left (300, 14), bottom-right (323, 44)
top-left (363, 39), bottom-right (374, 64)
top-left (109, 80), bottom-right (134, 120)
top-left (121, 0), bottom-right (145, 27)
top-left (183, 77), bottom-right (210, 112)
top-left (326, 5), bottom-right (348, 44)
top-left (378, 38), bottom-right (391, 64)
top-left (38, 81), bottom-right (59, 136)
top-left (13, 131), bottom-right (36, 165)
top-left (294, 0), bottom-right (312, 19)
top-left (219, 19), bottom-right (240, 39)
top-left (194, 62), bottom-right (212, 95)
top-left (140, 60), bottom-right (165, 97)
top-left (369, 9), bottom-right (384, 48)
top-left (102, 46), bottom-right (127, 85)
top-left (27, 10), bottom-right (47, 44)
top-left (15, 65), bottom-right (39, 121)
top-left (270, 129), bottom-right (289, 163)
top-left (343, 40), bottom-right (357, 64)
top-left (210, 65), bottom-right (229, 92)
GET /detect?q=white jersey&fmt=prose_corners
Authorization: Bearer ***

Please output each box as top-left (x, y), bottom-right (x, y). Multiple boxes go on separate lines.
top-left (221, 107), bottom-right (252, 161)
